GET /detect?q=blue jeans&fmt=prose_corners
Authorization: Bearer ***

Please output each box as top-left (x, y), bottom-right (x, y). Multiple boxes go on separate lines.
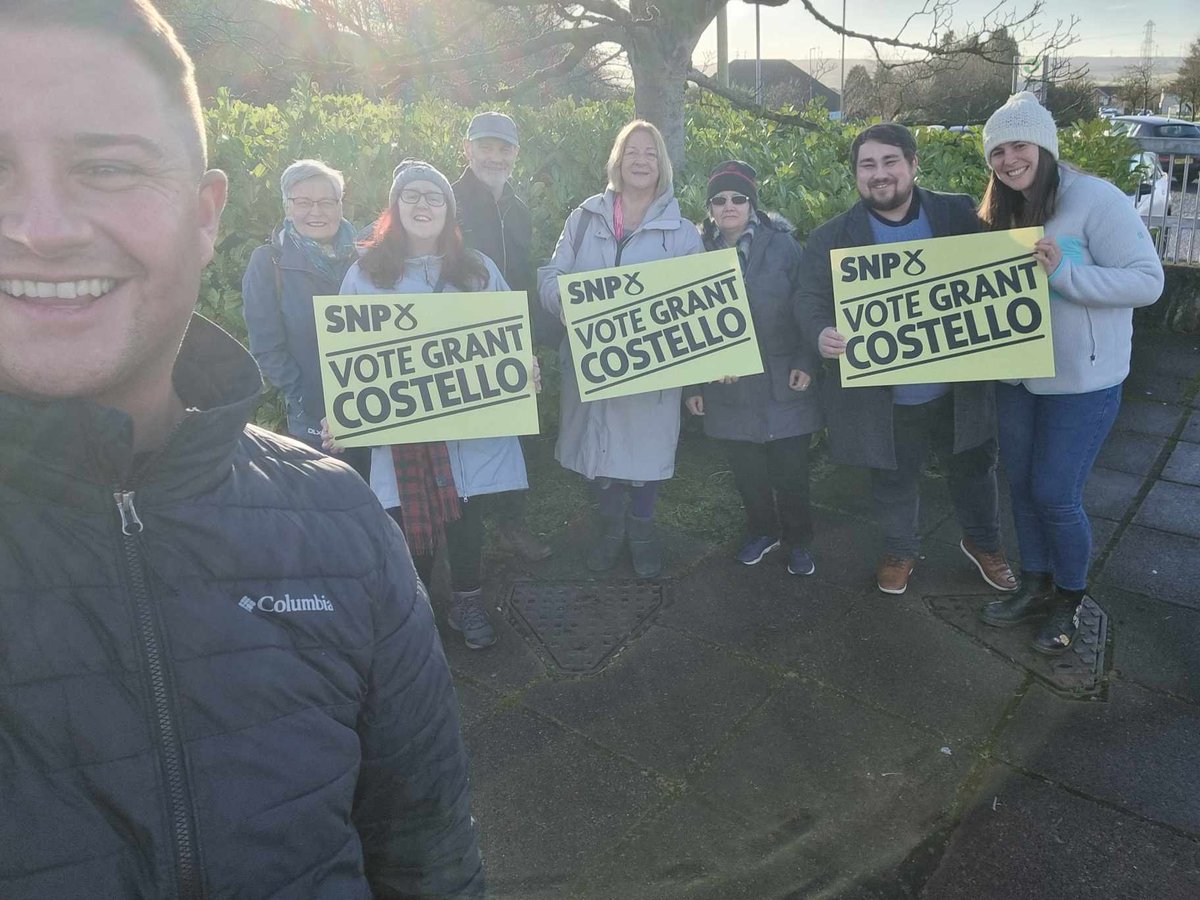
top-left (995, 382), bottom-right (1121, 591)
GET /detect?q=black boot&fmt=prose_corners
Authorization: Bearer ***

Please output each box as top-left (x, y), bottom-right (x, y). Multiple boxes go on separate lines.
top-left (626, 513), bottom-right (662, 579)
top-left (586, 510), bottom-right (625, 572)
top-left (1032, 588), bottom-right (1085, 655)
top-left (980, 572), bottom-right (1055, 627)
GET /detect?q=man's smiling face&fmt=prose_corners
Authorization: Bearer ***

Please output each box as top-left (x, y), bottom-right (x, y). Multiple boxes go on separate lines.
top-left (0, 26), bottom-right (225, 408)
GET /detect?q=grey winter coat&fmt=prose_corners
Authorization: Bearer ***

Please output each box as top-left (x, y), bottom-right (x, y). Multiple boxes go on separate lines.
top-left (686, 211), bottom-right (822, 443)
top-left (538, 189), bottom-right (704, 481)
top-left (795, 188), bottom-right (997, 470)
top-left (341, 253), bottom-right (529, 498)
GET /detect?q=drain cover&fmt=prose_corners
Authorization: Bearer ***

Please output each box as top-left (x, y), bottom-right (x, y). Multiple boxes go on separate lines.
top-left (928, 595), bottom-right (1108, 698)
top-left (507, 581), bottom-right (663, 673)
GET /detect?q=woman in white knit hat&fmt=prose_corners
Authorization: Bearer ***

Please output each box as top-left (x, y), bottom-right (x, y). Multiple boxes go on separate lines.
top-left (976, 92), bottom-right (1164, 652)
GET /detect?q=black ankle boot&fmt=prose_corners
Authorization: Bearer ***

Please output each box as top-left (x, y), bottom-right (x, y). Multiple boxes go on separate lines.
top-left (979, 572), bottom-right (1054, 627)
top-left (626, 513), bottom-right (662, 578)
top-left (1032, 588), bottom-right (1085, 655)
top-left (586, 511), bottom-right (625, 572)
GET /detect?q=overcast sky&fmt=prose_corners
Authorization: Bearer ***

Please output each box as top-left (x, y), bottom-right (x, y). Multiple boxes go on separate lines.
top-left (700, 0), bottom-right (1195, 65)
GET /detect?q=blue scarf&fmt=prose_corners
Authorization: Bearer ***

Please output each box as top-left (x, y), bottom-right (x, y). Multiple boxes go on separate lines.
top-left (708, 217), bottom-right (756, 275)
top-left (283, 218), bottom-right (359, 284)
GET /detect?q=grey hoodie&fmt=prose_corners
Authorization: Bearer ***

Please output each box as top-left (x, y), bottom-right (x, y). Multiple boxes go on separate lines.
top-left (1014, 165), bottom-right (1163, 395)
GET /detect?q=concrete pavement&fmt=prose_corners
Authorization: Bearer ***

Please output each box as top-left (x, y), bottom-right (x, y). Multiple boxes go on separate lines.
top-left (438, 327), bottom-right (1200, 899)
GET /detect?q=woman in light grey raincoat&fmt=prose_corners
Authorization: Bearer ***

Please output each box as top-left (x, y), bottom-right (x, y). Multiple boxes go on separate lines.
top-left (539, 120), bottom-right (703, 577)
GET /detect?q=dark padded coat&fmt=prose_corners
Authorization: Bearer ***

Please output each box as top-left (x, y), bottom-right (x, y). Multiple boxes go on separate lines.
top-left (794, 187), bottom-right (997, 470)
top-left (453, 166), bottom-right (558, 345)
top-left (686, 211), bottom-right (823, 443)
top-left (0, 316), bottom-right (485, 900)
top-left (241, 227), bottom-right (353, 431)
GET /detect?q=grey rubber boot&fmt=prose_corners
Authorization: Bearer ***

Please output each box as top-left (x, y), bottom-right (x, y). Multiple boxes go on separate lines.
top-left (448, 589), bottom-right (496, 649)
top-left (626, 513), bottom-right (662, 579)
top-left (586, 510), bottom-right (625, 572)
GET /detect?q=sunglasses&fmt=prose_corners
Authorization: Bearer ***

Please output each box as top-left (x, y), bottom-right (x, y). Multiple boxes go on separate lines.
top-left (398, 189), bottom-right (447, 208)
top-left (709, 194), bottom-right (750, 207)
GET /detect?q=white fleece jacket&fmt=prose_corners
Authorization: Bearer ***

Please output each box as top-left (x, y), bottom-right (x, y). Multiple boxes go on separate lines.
top-left (1013, 164), bottom-right (1164, 395)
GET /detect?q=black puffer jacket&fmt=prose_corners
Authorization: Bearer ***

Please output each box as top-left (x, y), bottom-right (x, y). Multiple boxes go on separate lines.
top-left (0, 316), bottom-right (485, 899)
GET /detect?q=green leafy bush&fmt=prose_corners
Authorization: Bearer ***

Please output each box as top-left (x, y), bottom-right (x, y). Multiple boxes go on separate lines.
top-left (200, 87), bottom-right (1138, 433)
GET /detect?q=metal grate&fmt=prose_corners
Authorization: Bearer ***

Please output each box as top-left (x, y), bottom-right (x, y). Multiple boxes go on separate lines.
top-left (927, 595), bottom-right (1108, 698)
top-left (507, 580), bottom-right (663, 674)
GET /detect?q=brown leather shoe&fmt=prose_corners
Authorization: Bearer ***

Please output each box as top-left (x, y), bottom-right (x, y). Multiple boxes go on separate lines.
top-left (960, 539), bottom-right (1017, 592)
top-left (496, 523), bottom-right (553, 561)
top-left (876, 554), bottom-right (917, 595)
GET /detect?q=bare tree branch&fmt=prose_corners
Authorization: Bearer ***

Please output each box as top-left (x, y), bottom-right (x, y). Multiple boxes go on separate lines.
top-left (687, 68), bottom-right (821, 130)
top-left (378, 21), bottom-right (621, 90)
top-left (484, 42), bottom-right (594, 98)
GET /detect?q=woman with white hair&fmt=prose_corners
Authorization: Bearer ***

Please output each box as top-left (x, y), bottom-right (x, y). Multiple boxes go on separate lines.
top-left (538, 120), bottom-right (704, 578)
top-left (241, 159), bottom-right (367, 478)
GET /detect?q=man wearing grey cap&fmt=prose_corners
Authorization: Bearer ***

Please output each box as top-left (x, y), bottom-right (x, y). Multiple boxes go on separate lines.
top-left (453, 111), bottom-right (552, 562)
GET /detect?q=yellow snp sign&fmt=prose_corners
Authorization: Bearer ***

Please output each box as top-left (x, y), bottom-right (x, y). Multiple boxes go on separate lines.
top-left (558, 248), bottom-right (764, 402)
top-left (831, 227), bottom-right (1055, 387)
top-left (315, 291), bottom-right (539, 447)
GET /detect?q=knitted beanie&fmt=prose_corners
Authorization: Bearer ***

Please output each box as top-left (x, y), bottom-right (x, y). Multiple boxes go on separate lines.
top-left (389, 159), bottom-right (457, 219)
top-left (983, 92), bottom-right (1059, 161)
top-left (707, 160), bottom-right (758, 207)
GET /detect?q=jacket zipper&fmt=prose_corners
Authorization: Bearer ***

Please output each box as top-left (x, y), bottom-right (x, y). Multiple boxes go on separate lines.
top-left (492, 192), bottom-right (508, 274)
top-left (113, 417), bottom-right (204, 899)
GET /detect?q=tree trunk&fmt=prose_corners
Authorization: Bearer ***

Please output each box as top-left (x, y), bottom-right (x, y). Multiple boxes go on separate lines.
top-left (627, 1), bottom-right (723, 171)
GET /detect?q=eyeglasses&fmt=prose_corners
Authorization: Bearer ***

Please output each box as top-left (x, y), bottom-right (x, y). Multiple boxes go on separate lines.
top-left (398, 189), bottom-right (447, 208)
top-left (287, 197), bottom-right (341, 213)
top-left (709, 195), bottom-right (750, 207)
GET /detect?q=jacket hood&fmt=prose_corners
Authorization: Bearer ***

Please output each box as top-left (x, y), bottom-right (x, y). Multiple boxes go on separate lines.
top-left (580, 188), bottom-right (683, 232)
top-left (0, 314), bottom-right (263, 506)
top-left (757, 209), bottom-right (795, 233)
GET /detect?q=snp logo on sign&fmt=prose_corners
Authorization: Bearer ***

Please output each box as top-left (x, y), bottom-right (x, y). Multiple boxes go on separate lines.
top-left (238, 593), bottom-right (335, 614)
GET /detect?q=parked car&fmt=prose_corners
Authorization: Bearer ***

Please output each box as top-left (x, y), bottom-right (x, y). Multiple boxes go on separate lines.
top-left (1111, 115), bottom-right (1200, 181)
top-left (1129, 151), bottom-right (1170, 221)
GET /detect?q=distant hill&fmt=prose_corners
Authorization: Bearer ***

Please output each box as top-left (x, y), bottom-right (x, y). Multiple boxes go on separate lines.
top-left (768, 56), bottom-right (1186, 90)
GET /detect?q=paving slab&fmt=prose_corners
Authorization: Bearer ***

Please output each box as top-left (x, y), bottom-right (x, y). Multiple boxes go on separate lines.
top-left (442, 597), bottom-right (550, 691)
top-left (1122, 372), bottom-right (1197, 407)
top-left (921, 766), bottom-right (1200, 900)
top-left (587, 789), bottom-right (942, 900)
top-left (1183, 410), bottom-right (1200, 444)
top-left (1135, 480), bottom-right (1200, 538)
top-left (996, 681), bottom-right (1200, 833)
top-left (928, 595), bottom-right (1107, 697)
top-left (466, 706), bottom-right (663, 895)
top-left (1102, 524), bottom-right (1200, 608)
top-left (688, 679), bottom-right (974, 896)
top-left (1095, 430), bottom-right (1169, 476)
top-left (519, 626), bottom-right (780, 777)
top-left (455, 679), bottom-right (503, 731)
top-left (1162, 440), bottom-right (1200, 486)
top-left (1082, 465), bottom-right (1144, 521)
top-left (1129, 333), bottom-right (1200, 379)
top-left (1090, 516), bottom-right (1118, 561)
top-left (659, 537), bottom-right (1023, 742)
top-left (1104, 588), bottom-right (1200, 703)
top-left (577, 794), bottom-right (805, 900)
top-left (1113, 396), bottom-right (1186, 437)
top-left (657, 548), bottom-right (860, 668)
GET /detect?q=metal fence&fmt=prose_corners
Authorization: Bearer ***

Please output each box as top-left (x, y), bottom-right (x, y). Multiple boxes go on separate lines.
top-left (1133, 137), bottom-right (1199, 267)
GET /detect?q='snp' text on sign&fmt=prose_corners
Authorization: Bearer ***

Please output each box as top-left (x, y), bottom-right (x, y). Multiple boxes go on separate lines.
top-left (558, 248), bottom-right (764, 402)
top-left (831, 227), bottom-right (1055, 387)
top-left (316, 291), bottom-right (539, 447)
